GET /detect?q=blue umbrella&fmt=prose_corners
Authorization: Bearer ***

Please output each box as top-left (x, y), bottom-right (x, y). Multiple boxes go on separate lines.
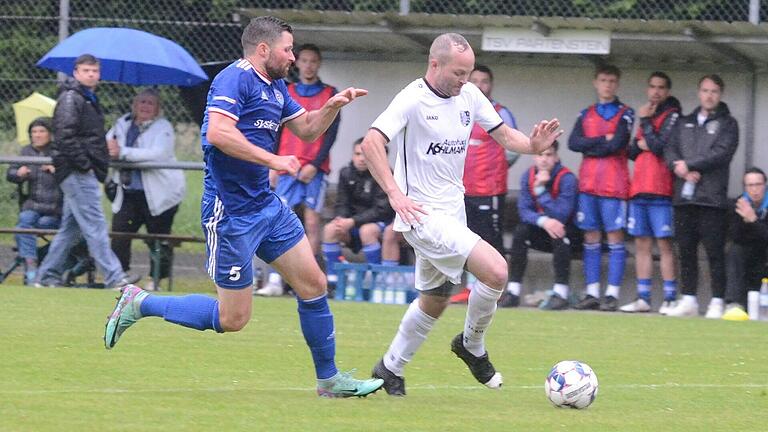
top-left (36, 27), bottom-right (208, 86)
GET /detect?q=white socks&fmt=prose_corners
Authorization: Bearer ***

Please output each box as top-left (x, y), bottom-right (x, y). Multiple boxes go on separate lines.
top-left (586, 282), bottom-right (600, 298)
top-left (553, 283), bottom-right (569, 299)
top-left (464, 281), bottom-right (502, 357)
top-left (383, 300), bottom-right (437, 377)
top-left (605, 284), bottom-right (620, 299)
top-left (506, 281), bottom-right (521, 296)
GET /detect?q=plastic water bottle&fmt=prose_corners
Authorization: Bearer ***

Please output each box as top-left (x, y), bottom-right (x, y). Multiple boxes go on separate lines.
top-left (384, 273), bottom-right (397, 304)
top-left (394, 273), bottom-right (407, 305)
top-left (371, 272), bottom-right (385, 303)
top-left (345, 270), bottom-right (357, 301)
top-left (759, 278), bottom-right (768, 321)
top-left (681, 181), bottom-right (696, 200)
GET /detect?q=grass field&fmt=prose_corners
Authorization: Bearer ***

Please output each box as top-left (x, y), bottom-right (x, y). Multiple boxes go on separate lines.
top-left (1, 285), bottom-right (767, 432)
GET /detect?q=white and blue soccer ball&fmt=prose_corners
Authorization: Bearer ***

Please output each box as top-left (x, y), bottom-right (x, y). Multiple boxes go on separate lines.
top-left (544, 360), bottom-right (599, 409)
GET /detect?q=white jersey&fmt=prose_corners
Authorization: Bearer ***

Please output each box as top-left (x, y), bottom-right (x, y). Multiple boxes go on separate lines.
top-left (371, 78), bottom-right (503, 231)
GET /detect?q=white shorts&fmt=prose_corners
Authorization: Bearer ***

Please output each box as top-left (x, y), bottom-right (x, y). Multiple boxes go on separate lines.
top-left (403, 211), bottom-right (481, 291)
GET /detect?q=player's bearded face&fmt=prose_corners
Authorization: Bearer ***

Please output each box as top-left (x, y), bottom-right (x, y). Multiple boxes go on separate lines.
top-left (265, 32), bottom-right (295, 80)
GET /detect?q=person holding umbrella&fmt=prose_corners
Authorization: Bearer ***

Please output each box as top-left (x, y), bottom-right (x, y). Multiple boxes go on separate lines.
top-left (35, 54), bottom-right (140, 289)
top-left (104, 16), bottom-right (384, 398)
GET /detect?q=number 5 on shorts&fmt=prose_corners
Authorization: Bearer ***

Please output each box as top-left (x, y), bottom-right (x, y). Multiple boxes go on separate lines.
top-left (229, 266), bottom-right (242, 281)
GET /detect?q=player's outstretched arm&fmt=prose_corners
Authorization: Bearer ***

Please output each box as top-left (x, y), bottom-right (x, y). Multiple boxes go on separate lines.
top-left (490, 119), bottom-right (563, 155)
top-left (360, 128), bottom-right (426, 225)
top-left (285, 87), bottom-right (368, 143)
top-left (207, 112), bottom-right (300, 175)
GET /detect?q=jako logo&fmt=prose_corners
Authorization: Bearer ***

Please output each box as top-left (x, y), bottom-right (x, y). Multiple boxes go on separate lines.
top-left (254, 119), bottom-right (280, 131)
top-left (426, 139), bottom-right (467, 155)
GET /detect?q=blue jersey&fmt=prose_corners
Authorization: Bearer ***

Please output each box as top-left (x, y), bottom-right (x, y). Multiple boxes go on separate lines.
top-left (201, 59), bottom-right (305, 215)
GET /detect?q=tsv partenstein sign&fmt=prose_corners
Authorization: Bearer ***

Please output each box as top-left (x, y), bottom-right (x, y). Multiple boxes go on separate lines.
top-left (482, 28), bottom-right (611, 54)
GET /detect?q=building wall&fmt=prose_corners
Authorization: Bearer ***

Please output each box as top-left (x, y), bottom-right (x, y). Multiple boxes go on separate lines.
top-left (319, 60), bottom-right (754, 196)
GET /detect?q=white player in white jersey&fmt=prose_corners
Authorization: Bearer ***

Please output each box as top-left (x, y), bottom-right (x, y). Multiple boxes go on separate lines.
top-left (362, 33), bottom-right (562, 396)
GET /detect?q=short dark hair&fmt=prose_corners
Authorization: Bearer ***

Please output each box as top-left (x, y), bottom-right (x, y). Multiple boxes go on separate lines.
top-left (744, 167), bottom-right (767, 183)
top-left (74, 54), bottom-right (99, 69)
top-left (698, 74), bottom-right (725, 91)
top-left (471, 64), bottom-right (493, 82)
top-left (648, 71), bottom-right (672, 89)
top-left (241, 16), bottom-right (293, 56)
top-left (296, 43), bottom-right (321, 60)
top-left (550, 140), bottom-right (559, 152)
top-left (594, 64), bottom-right (621, 79)
top-left (353, 137), bottom-right (364, 146)
top-left (28, 116), bottom-right (53, 136)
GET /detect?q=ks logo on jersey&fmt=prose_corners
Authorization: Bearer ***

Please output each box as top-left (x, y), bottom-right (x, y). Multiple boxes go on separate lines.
top-left (459, 110), bottom-right (471, 127)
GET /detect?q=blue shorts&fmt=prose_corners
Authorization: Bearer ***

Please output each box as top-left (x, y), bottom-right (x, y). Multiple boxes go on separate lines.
top-left (628, 197), bottom-right (673, 238)
top-left (576, 194), bottom-right (627, 232)
top-left (202, 193), bottom-right (304, 289)
top-left (349, 221), bottom-right (389, 252)
top-left (274, 172), bottom-right (327, 212)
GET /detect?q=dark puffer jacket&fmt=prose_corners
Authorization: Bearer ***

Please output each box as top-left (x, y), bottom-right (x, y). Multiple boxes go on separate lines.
top-left (335, 163), bottom-right (394, 226)
top-left (664, 102), bottom-right (739, 208)
top-left (52, 78), bottom-right (109, 183)
top-left (6, 144), bottom-right (63, 216)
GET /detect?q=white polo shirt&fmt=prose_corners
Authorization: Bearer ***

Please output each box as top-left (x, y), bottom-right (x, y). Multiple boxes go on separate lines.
top-left (371, 78), bottom-right (503, 231)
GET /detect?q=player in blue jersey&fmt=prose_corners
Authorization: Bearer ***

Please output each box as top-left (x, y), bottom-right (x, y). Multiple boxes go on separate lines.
top-left (104, 16), bottom-right (383, 398)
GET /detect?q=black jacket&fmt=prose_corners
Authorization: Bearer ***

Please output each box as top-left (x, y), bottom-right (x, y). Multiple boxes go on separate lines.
top-left (6, 144), bottom-right (63, 216)
top-left (335, 164), bottom-right (394, 226)
top-left (52, 78), bottom-right (109, 183)
top-left (664, 102), bottom-right (739, 208)
top-left (729, 196), bottom-right (768, 247)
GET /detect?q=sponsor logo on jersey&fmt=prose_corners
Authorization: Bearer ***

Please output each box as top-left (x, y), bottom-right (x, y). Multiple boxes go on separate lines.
top-left (460, 110), bottom-right (471, 126)
top-left (426, 139), bottom-right (467, 155)
top-left (426, 114), bottom-right (439, 120)
top-left (254, 119), bottom-right (280, 131)
top-left (274, 89), bottom-right (284, 105)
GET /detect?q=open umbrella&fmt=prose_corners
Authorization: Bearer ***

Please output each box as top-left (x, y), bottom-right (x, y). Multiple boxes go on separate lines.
top-left (36, 27), bottom-right (208, 86)
top-left (12, 92), bottom-right (56, 145)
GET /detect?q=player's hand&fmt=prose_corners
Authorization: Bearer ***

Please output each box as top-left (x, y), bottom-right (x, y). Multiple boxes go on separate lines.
top-left (638, 102), bottom-right (656, 118)
top-left (542, 218), bottom-right (566, 239)
top-left (388, 190), bottom-right (427, 225)
top-left (41, 164), bottom-right (55, 174)
top-left (685, 171), bottom-right (700, 183)
top-left (673, 160), bottom-right (689, 178)
top-left (605, 133), bottom-right (614, 141)
top-left (534, 169), bottom-right (550, 187)
top-left (735, 197), bottom-right (758, 223)
top-left (270, 155), bottom-right (300, 176)
top-left (107, 138), bottom-right (120, 159)
top-left (16, 166), bottom-right (30, 178)
top-left (327, 87), bottom-right (369, 109)
top-left (297, 164), bottom-right (318, 184)
top-left (529, 119), bottom-right (563, 154)
top-left (637, 138), bottom-right (649, 151)
top-left (336, 217), bottom-right (355, 231)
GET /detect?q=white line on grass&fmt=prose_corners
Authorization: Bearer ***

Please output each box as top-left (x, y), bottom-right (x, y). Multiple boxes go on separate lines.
top-left (2, 383), bottom-right (767, 395)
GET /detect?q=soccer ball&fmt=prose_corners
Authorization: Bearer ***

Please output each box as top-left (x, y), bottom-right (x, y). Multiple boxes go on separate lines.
top-left (544, 360), bottom-right (599, 409)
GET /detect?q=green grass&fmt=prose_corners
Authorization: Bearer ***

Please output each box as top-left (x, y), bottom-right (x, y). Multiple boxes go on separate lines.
top-left (1, 286), bottom-right (766, 431)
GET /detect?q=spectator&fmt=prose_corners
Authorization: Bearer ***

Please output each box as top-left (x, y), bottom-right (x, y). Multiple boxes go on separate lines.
top-left (35, 54), bottom-right (139, 288)
top-left (6, 117), bottom-right (62, 285)
top-left (321, 138), bottom-right (394, 283)
top-left (664, 74), bottom-right (739, 318)
top-left (261, 44), bottom-right (339, 296)
top-left (450, 64), bottom-right (520, 306)
top-left (106, 88), bottom-right (186, 291)
top-left (568, 64), bottom-right (634, 312)
top-left (722, 168), bottom-right (767, 318)
top-left (620, 72), bottom-right (681, 314)
top-left (508, 141), bottom-right (579, 310)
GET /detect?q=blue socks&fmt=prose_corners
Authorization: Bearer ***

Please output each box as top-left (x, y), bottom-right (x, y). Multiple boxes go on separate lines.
top-left (637, 278), bottom-right (652, 302)
top-left (362, 241), bottom-right (382, 265)
top-left (297, 294), bottom-right (338, 379)
top-left (607, 243), bottom-right (626, 287)
top-left (663, 280), bottom-right (677, 301)
top-left (583, 243), bottom-right (601, 286)
top-left (322, 242), bottom-right (342, 276)
top-left (140, 294), bottom-right (222, 333)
